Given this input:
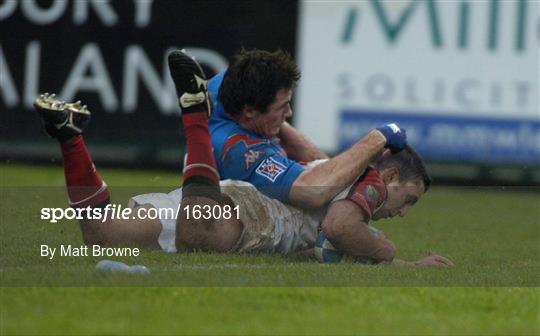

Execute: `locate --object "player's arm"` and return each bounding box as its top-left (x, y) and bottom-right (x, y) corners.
top-left (321, 199), bottom-right (396, 262)
top-left (278, 121), bottom-right (329, 161)
top-left (289, 128), bottom-right (389, 208)
top-left (321, 200), bottom-right (454, 266)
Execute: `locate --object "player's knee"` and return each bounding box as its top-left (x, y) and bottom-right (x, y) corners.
top-left (175, 214), bottom-right (214, 251)
top-left (177, 196), bottom-right (220, 228)
top-left (175, 196), bottom-right (240, 252)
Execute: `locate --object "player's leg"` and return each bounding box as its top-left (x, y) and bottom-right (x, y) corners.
top-left (95, 203), bottom-right (161, 249)
top-left (168, 50), bottom-right (242, 252)
top-left (35, 94), bottom-right (161, 249)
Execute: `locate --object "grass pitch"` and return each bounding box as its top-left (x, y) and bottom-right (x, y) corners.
top-left (1, 163), bottom-right (539, 335)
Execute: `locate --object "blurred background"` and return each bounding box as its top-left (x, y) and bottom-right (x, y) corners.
top-left (1, 0), bottom-right (539, 185)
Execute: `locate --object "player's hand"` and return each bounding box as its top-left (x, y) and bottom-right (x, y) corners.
top-left (414, 254), bottom-right (454, 267)
top-left (375, 123), bottom-right (407, 153)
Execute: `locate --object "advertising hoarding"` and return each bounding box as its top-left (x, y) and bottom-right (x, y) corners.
top-left (296, 0), bottom-right (539, 165)
top-left (1, 0), bottom-right (297, 165)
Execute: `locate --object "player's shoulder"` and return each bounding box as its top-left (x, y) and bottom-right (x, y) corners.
top-left (219, 132), bottom-right (273, 171)
top-left (208, 72), bottom-right (225, 92)
top-left (332, 165), bottom-right (387, 220)
top-left (209, 111), bottom-right (247, 150)
top-left (208, 71), bottom-right (230, 124)
top-left (208, 71), bottom-right (225, 102)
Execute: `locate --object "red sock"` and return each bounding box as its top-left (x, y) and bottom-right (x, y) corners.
top-left (60, 135), bottom-right (110, 208)
top-left (182, 113), bottom-right (219, 184)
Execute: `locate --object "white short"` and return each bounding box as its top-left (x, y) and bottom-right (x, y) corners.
top-left (128, 188), bottom-right (182, 253)
top-left (128, 180), bottom-right (323, 255)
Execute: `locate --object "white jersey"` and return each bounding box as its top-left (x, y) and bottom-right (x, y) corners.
top-left (128, 180), bottom-right (325, 255)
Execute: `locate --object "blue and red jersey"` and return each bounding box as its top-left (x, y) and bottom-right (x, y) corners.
top-left (208, 72), bottom-right (305, 202)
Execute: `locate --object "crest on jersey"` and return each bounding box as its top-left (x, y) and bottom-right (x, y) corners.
top-left (255, 157), bottom-right (286, 182)
top-left (244, 149), bottom-right (263, 170)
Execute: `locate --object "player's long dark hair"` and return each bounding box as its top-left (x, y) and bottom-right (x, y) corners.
top-left (218, 49), bottom-right (300, 116)
top-left (373, 145), bottom-right (432, 192)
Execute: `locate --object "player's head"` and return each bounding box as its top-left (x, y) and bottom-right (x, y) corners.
top-left (372, 145), bottom-right (431, 220)
top-left (218, 48), bottom-right (301, 137)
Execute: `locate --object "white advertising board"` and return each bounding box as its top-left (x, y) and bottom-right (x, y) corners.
top-left (296, 0), bottom-right (539, 164)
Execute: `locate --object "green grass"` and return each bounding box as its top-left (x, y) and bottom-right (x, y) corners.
top-left (1, 163), bottom-right (539, 335)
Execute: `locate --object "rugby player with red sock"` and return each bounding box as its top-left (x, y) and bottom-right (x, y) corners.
top-left (34, 50), bottom-right (243, 252)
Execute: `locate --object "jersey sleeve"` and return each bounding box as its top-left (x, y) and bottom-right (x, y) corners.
top-left (332, 166), bottom-right (387, 221)
top-left (219, 135), bottom-right (304, 202)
